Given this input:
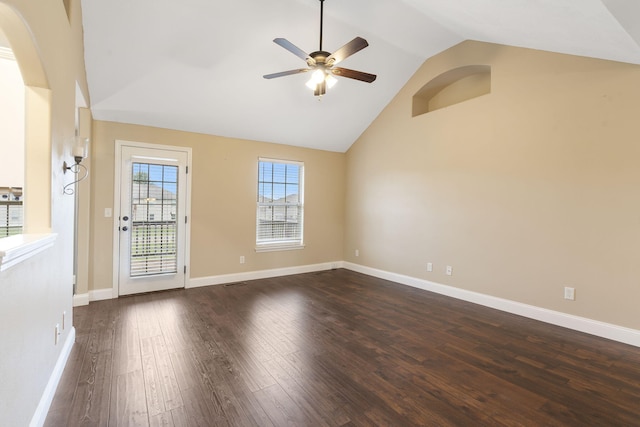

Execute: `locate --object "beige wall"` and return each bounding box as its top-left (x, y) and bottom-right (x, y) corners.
top-left (0, 0), bottom-right (89, 424)
top-left (89, 121), bottom-right (345, 291)
top-left (345, 41), bottom-right (640, 330)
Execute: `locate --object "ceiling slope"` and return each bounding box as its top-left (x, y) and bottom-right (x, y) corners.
top-left (81, 0), bottom-right (640, 152)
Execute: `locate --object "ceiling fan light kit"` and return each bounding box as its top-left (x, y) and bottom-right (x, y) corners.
top-left (264, 0), bottom-right (376, 98)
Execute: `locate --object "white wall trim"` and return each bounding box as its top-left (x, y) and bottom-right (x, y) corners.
top-left (0, 233), bottom-right (57, 272)
top-left (343, 262), bottom-right (640, 348)
top-left (72, 293), bottom-right (89, 307)
top-left (29, 327), bottom-right (75, 427)
top-left (189, 262), bottom-right (340, 288)
top-left (77, 263), bottom-right (342, 303)
top-left (90, 288), bottom-right (115, 302)
top-left (74, 288), bottom-right (118, 305)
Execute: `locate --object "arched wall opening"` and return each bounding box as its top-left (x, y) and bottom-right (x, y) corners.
top-left (0, 2), bottom-right (52, 235)
top-left (412, 65), bottom-right (491, 117)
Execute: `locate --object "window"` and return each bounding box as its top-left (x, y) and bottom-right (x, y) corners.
top-left (0, 188), bottom-right (23, 237)
top-left (256, 158), bottom-right (304, 251)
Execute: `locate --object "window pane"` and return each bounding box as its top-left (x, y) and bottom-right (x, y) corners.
top-left (163, 166), bottom-right (177, 183)
top-left (130, 162), bottom-right (179, 276)
top-left (256, 159), bottom-right (304, 247)
top-left (286, 184), bottom-right (299, 203)
top-left (273, 183), bottom-right (286, 201)
top-left (258, 162), bottom-right (272, 182)
top-left (260, 183), bottom-right (273, 201)
top-left (133, 163), bottom-right (149, 182)
top-left (286, 166), bottom-right (299, 184)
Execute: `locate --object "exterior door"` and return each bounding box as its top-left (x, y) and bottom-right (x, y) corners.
top-left (118, 145), bottom-right (189, 295)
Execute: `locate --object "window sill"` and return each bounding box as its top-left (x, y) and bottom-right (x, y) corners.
top-left (255, 243), bottom-right (305, 253)
top-left (0, 233), bottom-right (57, 272)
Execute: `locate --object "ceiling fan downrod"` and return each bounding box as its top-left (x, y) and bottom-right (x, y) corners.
top-left (319, 0), bottom-right (324, 52)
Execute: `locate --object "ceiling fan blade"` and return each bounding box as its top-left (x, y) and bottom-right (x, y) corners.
top-left (263, 69), bottom-right (309, 79)
top-left (331, 67), bottom-right (377, 83)
top-left (326, 37), bottom-right (369, 65)
top-left (273, 38), bottom-right (313, 63)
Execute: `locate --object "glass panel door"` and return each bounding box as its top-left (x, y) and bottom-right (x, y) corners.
top-left (118, 145), bottom-right (188, 296)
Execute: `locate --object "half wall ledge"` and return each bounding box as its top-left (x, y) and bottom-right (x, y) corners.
top-left (0, 233), bottom-right (57, 272)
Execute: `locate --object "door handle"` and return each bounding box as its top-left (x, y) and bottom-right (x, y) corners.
top-left (123, 216), bottom-right (129, 221)
top-left (122, 226), bottom-right (129, 231)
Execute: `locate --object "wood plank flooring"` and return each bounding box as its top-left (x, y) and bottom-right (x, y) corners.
top-left (45, 269), bottom-right (640, 426)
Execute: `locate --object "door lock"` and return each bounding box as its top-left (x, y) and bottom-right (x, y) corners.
top-left (122, 226), bottom-right (128, 231)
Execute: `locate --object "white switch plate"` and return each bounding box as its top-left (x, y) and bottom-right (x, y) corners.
top-left (564, 287), bottom-right (575, 300)
top-left (427, 262), bottom-right (433, 272)
top-left (355, 249), bottom-right (359, 257)
top-left (104, 208), bottom-right (112, 218)
top-left (240, 256), bottom-right (245, 264)
top-left (446, 265), bottom-right (453, 276)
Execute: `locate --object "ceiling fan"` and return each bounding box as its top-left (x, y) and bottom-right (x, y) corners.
top-left (263, 0), bottom-right (376, 97)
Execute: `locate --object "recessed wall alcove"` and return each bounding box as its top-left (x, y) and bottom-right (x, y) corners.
top-left (412, 65), bottom-right (491, 117)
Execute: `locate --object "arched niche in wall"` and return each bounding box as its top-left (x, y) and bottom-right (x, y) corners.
top-left (412, 65), bottom-right (491, 117)
top-left (0, 2), bottom-right (52, 234)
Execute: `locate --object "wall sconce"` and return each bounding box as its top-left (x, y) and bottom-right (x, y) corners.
top-left (63, 137), bottom-right (89, 195)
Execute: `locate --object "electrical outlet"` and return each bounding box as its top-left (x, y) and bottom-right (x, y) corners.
top-left (427, 262), bottom-right (433, 272)
top-left (446, 265), bottom-right (453, 276)
top-left (355, 249), bottom-right (359, 257)
top-left (240, 256), bottom-right (245, 264)
top-left (564, 287), bottom-right (575, 300)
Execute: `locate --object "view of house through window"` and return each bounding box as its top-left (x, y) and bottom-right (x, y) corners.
top-left (0, 187), bottom-right (23, 237)
top-left (257, 158), bottom-right (304, 249)
top-left (130, 162), bottom-right (178, 276)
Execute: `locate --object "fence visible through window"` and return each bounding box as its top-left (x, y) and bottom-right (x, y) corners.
top-left (130, 163), bottom-right (178, 276)
top-left (1, 187), bottom-right (23, 237)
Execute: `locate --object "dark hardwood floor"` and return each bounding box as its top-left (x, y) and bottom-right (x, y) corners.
top-left (45, 269), bottom-right (640, 426)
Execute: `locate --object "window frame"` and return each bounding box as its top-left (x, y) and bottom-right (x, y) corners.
top-left (255, 157), bottom-right (305, 252)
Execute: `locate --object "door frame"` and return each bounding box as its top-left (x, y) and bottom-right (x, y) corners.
top-left (112, 139), bottom-right (192, 297)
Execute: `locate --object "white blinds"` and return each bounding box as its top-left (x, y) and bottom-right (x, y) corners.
top-left (130, 163), bottom-right (179, 276)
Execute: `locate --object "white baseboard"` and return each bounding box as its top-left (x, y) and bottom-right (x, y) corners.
top-left (73, 288), bottom-right (117, 306)
top-left (29, 327), bottom-right (76, 427)
top-left (343, 262), bottom-right (640, 348)
top-left (188, 261), bottom-right (341, 289)
top-left (72, 293), bottom-right (89, 307)
top-left (72, 262), bottom-right (342, 303)
top-left (90, 288), bottom-right (115, 302)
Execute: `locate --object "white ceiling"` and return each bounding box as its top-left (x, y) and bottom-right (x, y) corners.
top-left (81, 0), bottom-right (640, 152)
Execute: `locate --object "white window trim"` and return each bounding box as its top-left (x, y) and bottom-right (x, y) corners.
top-left (255, 242), bottom-right (305, 253)
top-left (0, 233), bottom-right (57, 272)
top-left (256, 157), bottom-right (305, 252)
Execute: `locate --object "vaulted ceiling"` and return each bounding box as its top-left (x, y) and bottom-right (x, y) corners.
top-left (81, 0), bottom-right (640, 152)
